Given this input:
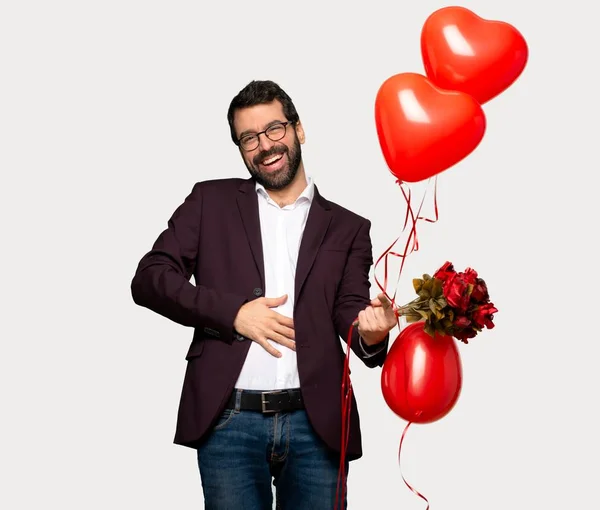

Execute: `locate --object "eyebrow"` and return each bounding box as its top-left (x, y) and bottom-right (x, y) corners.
top-left (238, 119), bottom-right (287, 138)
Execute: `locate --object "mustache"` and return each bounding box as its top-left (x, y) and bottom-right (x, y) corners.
top-left (253, 146), bottom-right (287, 166)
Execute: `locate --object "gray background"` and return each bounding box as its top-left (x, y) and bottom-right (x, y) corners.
top-left (2, 0), bottom-right (598, 508)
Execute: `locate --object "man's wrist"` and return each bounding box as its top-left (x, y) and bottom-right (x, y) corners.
top-left (360, 332), bottom-right (385, 348)
top-left (359, 334), bottom-right (386, 357)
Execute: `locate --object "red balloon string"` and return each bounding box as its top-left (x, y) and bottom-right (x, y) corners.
top-left (335, 177), bottom-right (440, 510)
top-left (399, 420), bottom-right (430, 510)
top-left (373, 177), bottom-right (439, 309)
top-left (335, 323), bottom-right (354, 510)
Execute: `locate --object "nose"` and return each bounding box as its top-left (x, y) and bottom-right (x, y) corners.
top-left (257, 132), bottom-right (276, 151)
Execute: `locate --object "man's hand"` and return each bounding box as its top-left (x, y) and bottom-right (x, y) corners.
top-left (357, 293), bottom-right (397, 346)
top-left (233, 294), bottom-right (295, 357)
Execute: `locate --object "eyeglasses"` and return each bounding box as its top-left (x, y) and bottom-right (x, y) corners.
top-left (237, 121), bottom-right (294, 151)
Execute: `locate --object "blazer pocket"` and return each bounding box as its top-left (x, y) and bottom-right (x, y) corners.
top-left (185, 340), bottom-right (205, 360)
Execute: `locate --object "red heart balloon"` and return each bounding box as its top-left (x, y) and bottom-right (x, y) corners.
top-left (381, 322), bottom-right (462, 424)
top-left (375, 72), bottom-right (486, 183)
top-left (421, 6), bottom-right (528, 104)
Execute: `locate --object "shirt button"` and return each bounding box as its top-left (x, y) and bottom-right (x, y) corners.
top-left (253, 287), bottom-right (263, 297)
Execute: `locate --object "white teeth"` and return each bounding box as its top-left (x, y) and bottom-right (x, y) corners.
top-left (263, 154), bottom-right (283, 165)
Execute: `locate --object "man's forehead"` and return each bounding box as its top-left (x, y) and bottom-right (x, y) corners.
top-left (234, 101), bottom-right (285, 131)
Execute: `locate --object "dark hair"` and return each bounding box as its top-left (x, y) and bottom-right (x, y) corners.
top-left (227, 80), bottom-right (300, 145)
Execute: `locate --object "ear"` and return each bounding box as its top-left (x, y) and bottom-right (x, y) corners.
top-left (294, 120), bottom-right (306, 144)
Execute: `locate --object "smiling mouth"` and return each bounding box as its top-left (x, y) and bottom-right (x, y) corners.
top-left (261, 153), bottom-right (284, 166)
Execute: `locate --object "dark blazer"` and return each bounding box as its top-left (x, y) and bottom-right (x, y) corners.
top-left (131, 177), bottom-right (388, 460)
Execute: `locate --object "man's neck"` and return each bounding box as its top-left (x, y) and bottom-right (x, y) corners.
top-left (265, 166), bottom-right (308, 207)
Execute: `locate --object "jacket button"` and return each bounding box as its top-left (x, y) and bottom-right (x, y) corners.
top-left (253, 287), bottom-right (263, 297)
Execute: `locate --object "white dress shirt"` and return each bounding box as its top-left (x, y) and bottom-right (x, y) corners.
top-left (234, 176), bottom-right (314, 390)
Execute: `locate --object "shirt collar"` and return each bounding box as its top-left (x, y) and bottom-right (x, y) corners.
top-left (255, 174), bottom-right (315, 206)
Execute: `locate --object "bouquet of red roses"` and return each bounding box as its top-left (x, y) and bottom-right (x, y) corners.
top-left (395, 261), bottom-right (498, 343)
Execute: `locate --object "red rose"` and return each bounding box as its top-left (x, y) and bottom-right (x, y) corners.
top-left (454, 326), bottom-right (477, 343)
top-left (453, 315), bottom-right (472, 329)
top-left (452, 315), bottom-right (477, 343)
top-left (443, 273), bottom-right (471, 312)
top-left (461, 267), bottom-right (478, 285)
top-left (472, 303), bottom-right (498, 329)
top-left (433, 261), bottom-right (455, 282)
top-left (470, 278), bottom-right (489, 303)
top-left (404, 262), bottom-right (497, 342)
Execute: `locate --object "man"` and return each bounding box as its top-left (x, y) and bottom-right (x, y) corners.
top-left (131, 80), bottom-right (396, 509)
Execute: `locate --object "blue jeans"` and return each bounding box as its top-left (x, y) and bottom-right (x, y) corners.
top-left (196, 390), bottom-right (348, 509)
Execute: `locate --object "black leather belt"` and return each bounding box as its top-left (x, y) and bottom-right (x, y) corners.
top-left (226, 389), bottom-right (304, 413)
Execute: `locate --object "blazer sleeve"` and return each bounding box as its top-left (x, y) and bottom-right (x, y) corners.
top-left (332, 218), bottom-right (389, 368)
top-left (130, 182), bottom-right (248, 344)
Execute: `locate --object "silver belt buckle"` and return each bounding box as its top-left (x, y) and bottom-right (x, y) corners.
top-left (261, 390), bottom-right (285, 413)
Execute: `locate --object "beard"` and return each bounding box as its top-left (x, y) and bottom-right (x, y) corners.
top-left (243, 134), bottom-right (302, 191)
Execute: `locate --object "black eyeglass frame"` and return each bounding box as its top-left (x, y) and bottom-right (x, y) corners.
top-left (236, 121), bottom-right (295, 151)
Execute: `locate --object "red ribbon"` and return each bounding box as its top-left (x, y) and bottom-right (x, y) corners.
top-left (335, 177), bottom-right (439, 510)
top-left (374, 177), bottom-right (439, 309)
top-left (399, 421), bottom-right (430, 509)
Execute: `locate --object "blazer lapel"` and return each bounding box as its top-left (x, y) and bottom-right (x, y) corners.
top-left (295, 186), bottom-right (332, 303)
top-left (236, 179), bottom-right (265, 286)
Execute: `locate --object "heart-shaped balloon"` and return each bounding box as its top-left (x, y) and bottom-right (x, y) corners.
top-left (375, 72), bottom-right (486, 183)
top-left (421, 6), bottom-right (528, 104)
top-left (381, 321), bottom-right (463, 424)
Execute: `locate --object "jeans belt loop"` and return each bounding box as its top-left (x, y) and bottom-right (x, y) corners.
top-left (234, 388), bottom-right (243, 413)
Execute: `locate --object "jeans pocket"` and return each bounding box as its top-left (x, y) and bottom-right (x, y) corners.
top-left (213, 408), bottom-right (236, 431)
